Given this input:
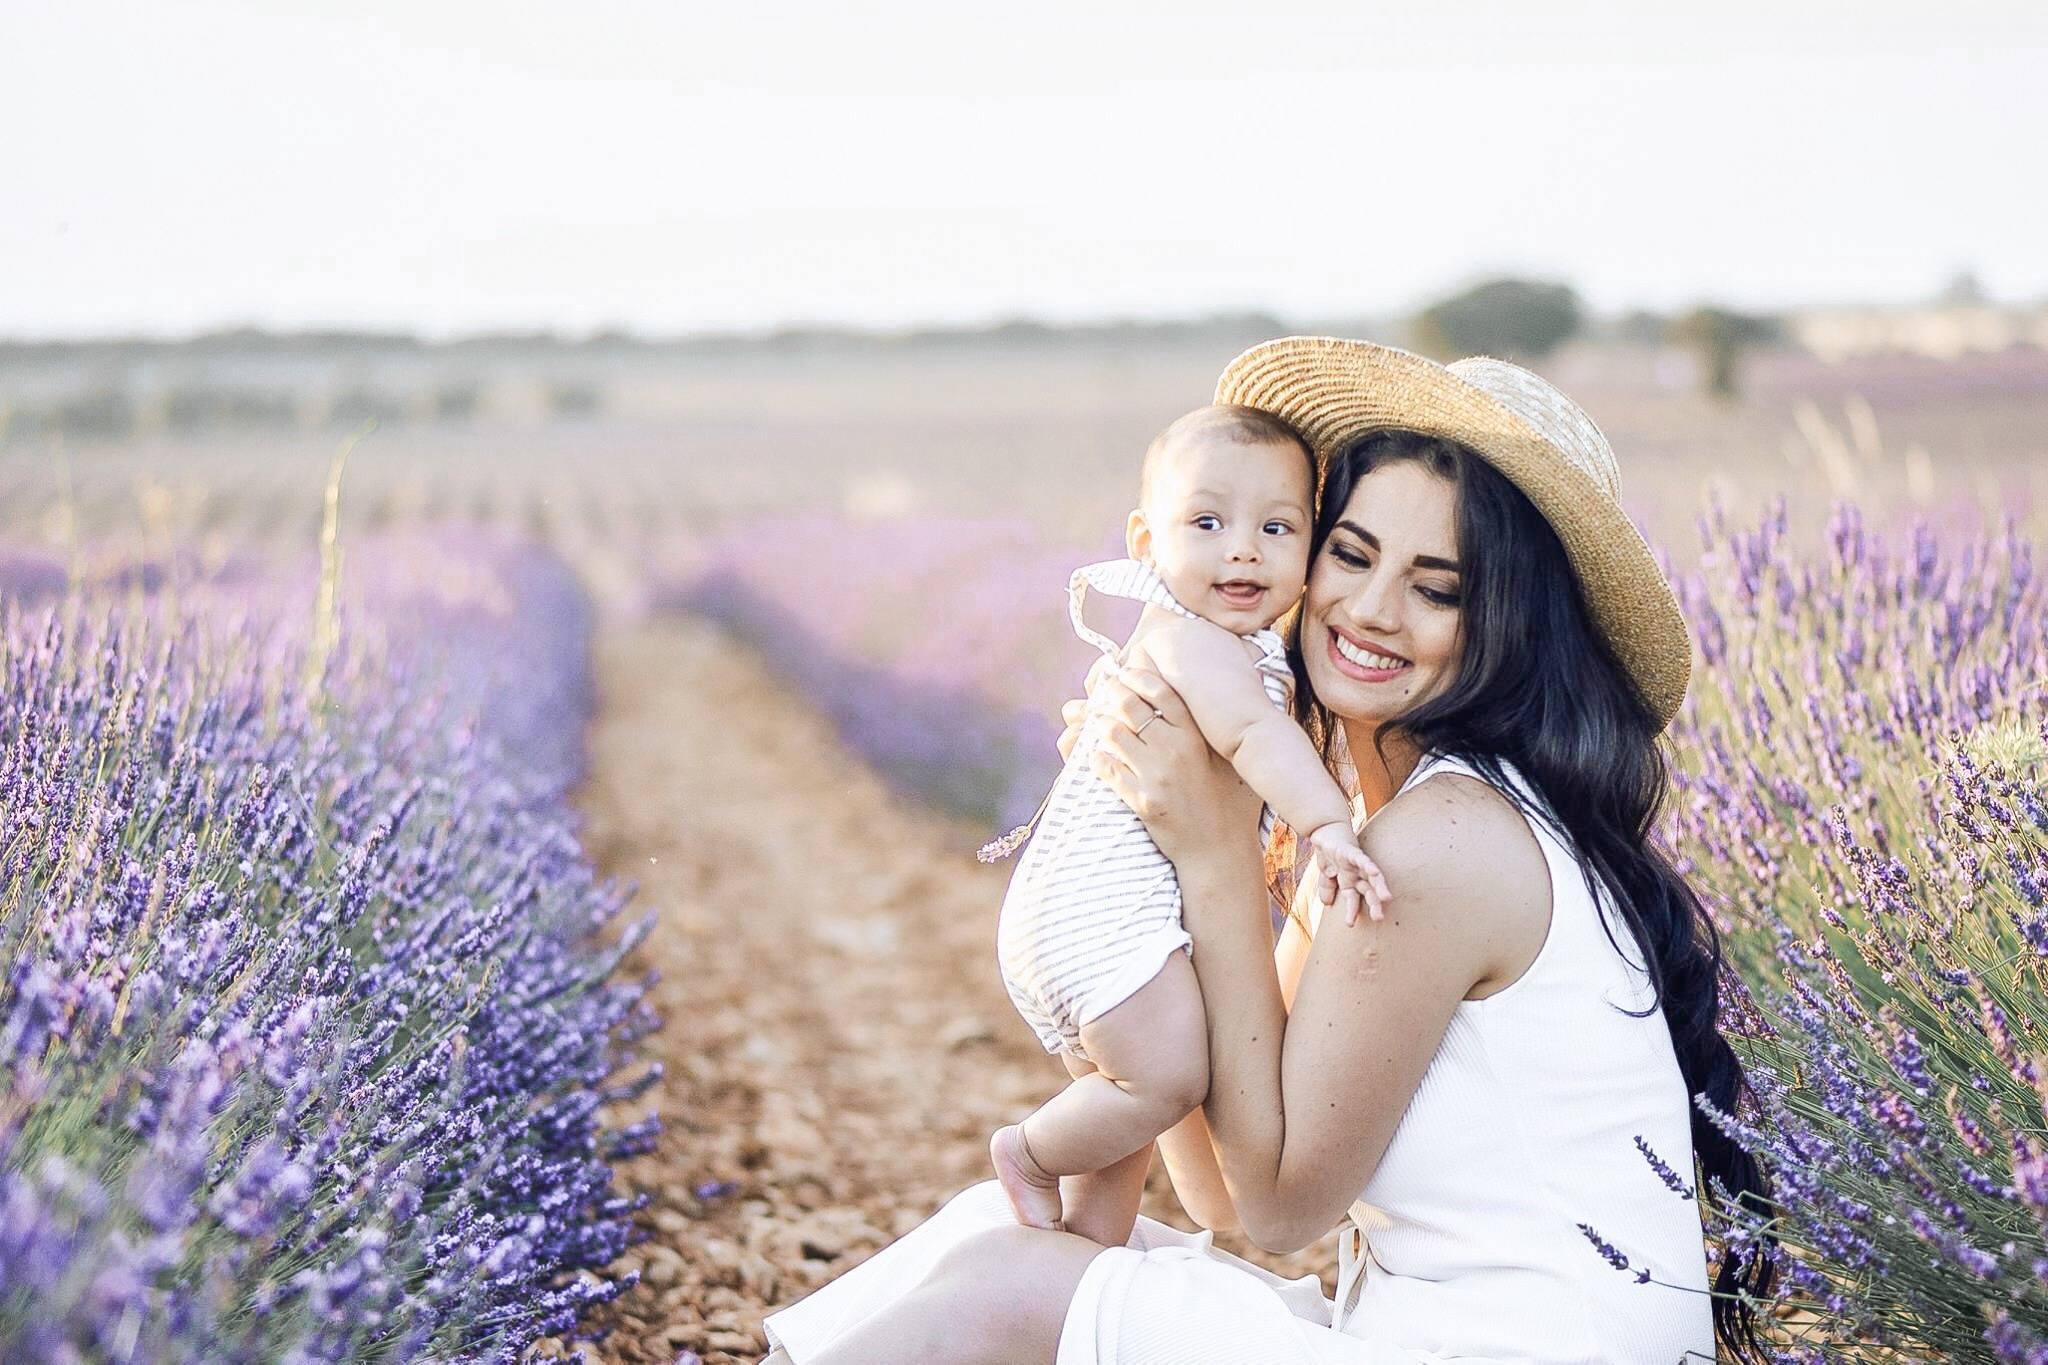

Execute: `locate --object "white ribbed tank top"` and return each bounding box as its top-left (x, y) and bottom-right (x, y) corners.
top-left (1328, 753), bottom-right (1715, 1364)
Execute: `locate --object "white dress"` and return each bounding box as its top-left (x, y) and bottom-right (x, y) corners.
top-left (994, 558), bottom-right (1294, 1059)
top-left (765, 753), bottom-right (1716, 1365)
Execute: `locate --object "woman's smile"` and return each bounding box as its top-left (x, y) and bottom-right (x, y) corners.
top-left (1326, 624), bottom-right (1412, 681)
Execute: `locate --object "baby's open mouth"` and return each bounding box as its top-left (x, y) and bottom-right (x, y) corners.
top-left (1215, 580), bottom-right (1266, 606)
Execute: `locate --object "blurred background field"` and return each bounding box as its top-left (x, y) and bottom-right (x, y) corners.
top-left (7, 311), bottom-right (2048, 830)
top-left (10, 318), bottom-right (2048, 553)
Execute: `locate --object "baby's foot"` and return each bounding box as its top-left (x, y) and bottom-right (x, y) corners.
top-left (990, 1124), bottom-right (1063, 1231)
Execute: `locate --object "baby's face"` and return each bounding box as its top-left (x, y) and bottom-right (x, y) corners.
top-left (1130, 434), bottom-right (1314, 634)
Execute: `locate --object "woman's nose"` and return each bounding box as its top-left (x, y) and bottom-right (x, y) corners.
top-left (1343, 571), bottom-right (1401, 631)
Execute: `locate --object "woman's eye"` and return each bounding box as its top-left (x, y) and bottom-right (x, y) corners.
top-left (1329, 546), bottom-right (1368, 569)
top-left (1418, 585), bottom-right (1462, 607)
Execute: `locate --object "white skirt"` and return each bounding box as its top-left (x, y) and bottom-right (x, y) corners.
top-left (763, 1181), bottom-right (1453, 1365)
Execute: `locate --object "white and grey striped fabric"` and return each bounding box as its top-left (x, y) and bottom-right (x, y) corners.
top-left (997, 558), bottom-right (1294, 1058)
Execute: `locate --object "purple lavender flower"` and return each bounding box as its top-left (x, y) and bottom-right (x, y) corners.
top-left (0, 542), bottom-right (653, 1361)
top-left (1655, 505), bottom-right (2048, 1356)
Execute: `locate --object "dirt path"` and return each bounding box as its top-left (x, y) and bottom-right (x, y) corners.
top-left (572, 618), bottom-right (1333, 1364)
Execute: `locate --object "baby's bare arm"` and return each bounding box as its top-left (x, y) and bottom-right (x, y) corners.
top-left (1229, 712), bottom-right (1355, 838)
top-left (1140, 619), bottom-right (1353, 838)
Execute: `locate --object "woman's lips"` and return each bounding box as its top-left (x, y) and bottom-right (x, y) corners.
top-left (1326, 626), bottom-right (1412, 682)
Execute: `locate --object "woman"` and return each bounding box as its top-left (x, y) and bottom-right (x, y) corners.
top-left (762, 338), bottom-right (1775, 1364)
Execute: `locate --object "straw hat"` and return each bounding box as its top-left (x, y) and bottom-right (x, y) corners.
top-left (1214, 336), bottom-right (1690, 730)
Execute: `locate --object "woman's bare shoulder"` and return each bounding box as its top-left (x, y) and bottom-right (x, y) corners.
top-left (1365, 769), bottom-right (1535, 863)
top-left (1356, 771), bottom-right (1549, 988)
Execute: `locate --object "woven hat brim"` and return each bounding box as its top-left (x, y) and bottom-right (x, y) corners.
top-left (1215, 337), bottom-right (1691, 730)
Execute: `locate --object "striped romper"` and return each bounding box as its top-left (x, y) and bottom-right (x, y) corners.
top-left (996, 558), bottom-right (1294, 1059)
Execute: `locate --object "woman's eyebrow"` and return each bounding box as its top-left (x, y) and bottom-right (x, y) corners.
top-left (1334, 520), bottom-right (1461, 573)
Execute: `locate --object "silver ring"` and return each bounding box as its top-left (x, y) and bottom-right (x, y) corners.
top-left (1133, 707), bottom-right (1166, 737)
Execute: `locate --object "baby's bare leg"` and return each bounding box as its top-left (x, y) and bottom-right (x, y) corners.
top-left (992, 953), bottom-right (1207, 1232)
top-left (1024, 952), bottom-right (1207, 1152)
top-left (991, 1053), bottom-right (1155, 1242)
top-left (1051, 950), bottom-right (1208, 1167)
top-left (1053, 1051), bottom-right (1155, 1248)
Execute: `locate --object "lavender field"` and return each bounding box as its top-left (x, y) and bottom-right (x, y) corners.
top-left (2, 335), bottom-right (2048, 1360)
top-left (0, 536), bottom-right (654, 1361)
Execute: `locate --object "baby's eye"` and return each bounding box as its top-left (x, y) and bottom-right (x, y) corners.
top-left (1263, 520), bottom-right (1294, 536)
top-left (1191, 514), bottom-right (1222, 531)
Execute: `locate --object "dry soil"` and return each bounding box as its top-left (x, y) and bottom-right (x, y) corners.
top-left (569, 617), bottom-right (1337, 1364)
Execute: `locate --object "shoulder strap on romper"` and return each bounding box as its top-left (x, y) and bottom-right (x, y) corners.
top-left (977, 559), bottom-right (1200, 864)
top-left (1066, 557), bottom-right (1201, 656)
top-left (1244, 625), bottom-right (1294, 704)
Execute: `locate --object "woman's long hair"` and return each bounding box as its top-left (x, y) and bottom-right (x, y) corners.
top-left (1287, 429), bottom-right (1777, 1361)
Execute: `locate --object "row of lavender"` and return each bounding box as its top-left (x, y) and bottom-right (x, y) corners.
top-left (661, 501), bottom-right (2048, 1358)
top-left (661, 511), bottom-right (1119, 831)
top-left (0, 531), bottom-right (653, 1362)
top-left (1651, 502), bottom-right (2048, 1360)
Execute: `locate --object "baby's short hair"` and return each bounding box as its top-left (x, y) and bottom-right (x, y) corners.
top-left (1140, 404), bottom-right (1316, 503)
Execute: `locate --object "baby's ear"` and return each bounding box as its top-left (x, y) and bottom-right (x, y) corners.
top-left (1124, 508), bottom-right (1151, 563)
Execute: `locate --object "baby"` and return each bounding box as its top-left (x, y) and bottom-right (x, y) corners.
top-left (981, 403), bottom-right (1389, 1246)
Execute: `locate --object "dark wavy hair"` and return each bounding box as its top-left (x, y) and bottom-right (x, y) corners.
top-left (1286, 429), bottom-right (1778, 1360)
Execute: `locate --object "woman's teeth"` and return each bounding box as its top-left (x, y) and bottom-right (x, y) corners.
top-left (1333, 634), bottom-right (1409, 671)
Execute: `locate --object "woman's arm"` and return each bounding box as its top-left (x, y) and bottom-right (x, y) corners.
top-left (1091, 665), bottom-right (1535, 1254)
top-left (1155, 907), bottom-right (1317, 1234)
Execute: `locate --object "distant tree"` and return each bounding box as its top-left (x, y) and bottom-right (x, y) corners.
top-left (55, 388), bottom-right (136, 440)
top-left (1613, 310), bottom-right (1670, 348)
top-left (1937, 269), bottom-right (1988, 307)
top-left (1668, 307), bottom-right (1780, 400)
top-left (327, 386), bottom-right (408, 429)
top-left (162, 385), bottom-right (221, 434)
top-left (225, 390), bottom-right (298, 429)
top-left (431, 381), bottom-right (482, 422)
top-left (164, 385), bottom-right (299, 433)
top-left (547, 381), bottom-right (603, 419)
top-left (1411, 278), bottom-right (1583, 360)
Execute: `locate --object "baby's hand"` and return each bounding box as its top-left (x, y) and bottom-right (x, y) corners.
top-left (1305, 822), bottom-right (1391, 926)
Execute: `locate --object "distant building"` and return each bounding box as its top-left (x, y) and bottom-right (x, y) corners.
top-left (1788, 304), bottom-right (2048, 361)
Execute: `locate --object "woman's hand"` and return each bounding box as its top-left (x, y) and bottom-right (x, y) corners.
top-left (1089, 661), bottom-right (1261, 867)
top-left (1054, 653), bottom-right (1120, 762)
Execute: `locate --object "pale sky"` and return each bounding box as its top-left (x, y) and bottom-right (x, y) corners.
top-left (6, 0), bottom-right (2046, 337)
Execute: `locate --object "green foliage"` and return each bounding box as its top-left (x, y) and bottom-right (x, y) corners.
top-left (1669, 306), bottom-right (1780, 399)
top-left (1410, 278), bottom-right (1583, 360)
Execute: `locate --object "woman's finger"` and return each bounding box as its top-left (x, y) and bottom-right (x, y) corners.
top-left (1113, 663), bottom-right (1195, 728)
top-left (1105, 690), bottom-right (1163, 740)
top-left (1056, 701), bottom-right (1086, 762)
top-left (1085, 656), bottom-right (1132, 708)
top-left (1086, 671), bottom-right (1135, 721)
top-left (1089, 744), bottom-right (1142, 815)
top-left (1083, 652), bottom-right (1118, 694)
